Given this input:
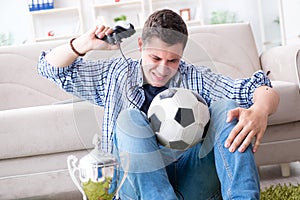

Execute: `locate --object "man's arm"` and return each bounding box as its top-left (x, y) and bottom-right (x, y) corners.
top-left (45, 25), bottom-right (116, 68)
top-left (225, 85), bottom-right (280, 153)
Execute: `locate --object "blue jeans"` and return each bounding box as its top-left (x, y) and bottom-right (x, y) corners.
top-left (113, 100), bottom-right (260, 200)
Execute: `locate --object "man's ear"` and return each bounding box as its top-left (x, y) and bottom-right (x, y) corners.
top-left (138, 37), bottom-right (143, 52)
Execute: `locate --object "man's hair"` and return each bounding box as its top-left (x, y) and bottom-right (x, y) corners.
top-left (142, 9), bottom-right (188, 49)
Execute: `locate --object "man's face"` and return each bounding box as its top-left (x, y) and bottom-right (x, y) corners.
top-left (139, 37), bottom-right (184, 87)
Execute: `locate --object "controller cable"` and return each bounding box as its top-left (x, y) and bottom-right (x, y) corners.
top-left (114, 34), bottom-right (149, 121)
top-left (114, 36), bottom-right (185, 200)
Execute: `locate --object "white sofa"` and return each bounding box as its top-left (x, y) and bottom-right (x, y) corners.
top-left (0, 40), bottom-right (102, 199)
top-left (0, 23), bottom-right (299, 199)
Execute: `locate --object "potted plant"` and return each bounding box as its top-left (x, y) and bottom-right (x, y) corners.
top-left (114, 15), bottom-right (127, 26)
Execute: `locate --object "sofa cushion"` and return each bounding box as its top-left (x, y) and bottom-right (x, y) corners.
top-left (0, 101), bottom-right (103, 159)
top-left (0, 41), bottom-right (72, 111)
top-left (184, 23), bottom-right (261, 79)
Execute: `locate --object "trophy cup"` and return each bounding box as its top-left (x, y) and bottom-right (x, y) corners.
top-left (67, 135), bottom-right (127, 200)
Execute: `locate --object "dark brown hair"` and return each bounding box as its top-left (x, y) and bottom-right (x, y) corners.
top-left (142, 9), bottom-right (188, 49)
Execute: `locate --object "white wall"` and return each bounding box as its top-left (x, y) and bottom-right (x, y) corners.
top-left (0, 0), bottom-right (284, 52)
top-left (0, 0), bottom-right (32, 45)
top-left (258, 0), bottom-right (281, 51)
top-left (280, 0), bottom-right (300, 45)
top-left (202, 0), bottom-right (262, 52)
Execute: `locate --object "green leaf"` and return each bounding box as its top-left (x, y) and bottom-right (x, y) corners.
top-left (260, 183), bottom-right (300, 200)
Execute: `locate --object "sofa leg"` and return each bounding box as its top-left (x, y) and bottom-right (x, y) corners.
top-left (280, 163), bottom-right (291, 177)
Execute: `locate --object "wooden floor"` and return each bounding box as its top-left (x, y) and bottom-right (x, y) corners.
top-left (259, 161), bottom-right (300, 190)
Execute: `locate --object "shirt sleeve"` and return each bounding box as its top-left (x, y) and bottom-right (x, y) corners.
top-left (188, 65), bottom-right (272, 108)
top-left (37, 51), bottom-right (113, 106)
top-left (229, 70), bottom-right (272, 108)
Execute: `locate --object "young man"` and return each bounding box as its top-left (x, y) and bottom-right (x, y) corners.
top-left (38, 9), bottom-right (279, 200)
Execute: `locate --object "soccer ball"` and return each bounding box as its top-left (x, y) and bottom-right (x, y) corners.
top-left (147, 88), bottom-right (210, 150)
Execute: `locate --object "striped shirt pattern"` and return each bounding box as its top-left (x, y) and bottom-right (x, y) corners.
top-left (38, 51), bottom-right (271, 152)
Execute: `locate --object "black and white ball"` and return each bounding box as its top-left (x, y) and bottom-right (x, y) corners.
top-left (148, 88), bottom-right (210, 150)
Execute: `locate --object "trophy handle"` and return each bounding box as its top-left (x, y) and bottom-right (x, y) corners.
top-left (67, 155), bottom-right (87, 200)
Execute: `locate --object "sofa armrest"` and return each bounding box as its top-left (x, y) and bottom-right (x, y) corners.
top-left (267, 81), bottom-right (300, 125)
top-left (260, 45), bottom-right (300, 88)
top-left (0, 101), bottom-right (103, 159)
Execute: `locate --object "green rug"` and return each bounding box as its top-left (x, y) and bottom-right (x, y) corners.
top-left (260, 183), bottom-right (300, 200)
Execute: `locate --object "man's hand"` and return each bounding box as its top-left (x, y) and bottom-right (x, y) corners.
top-left (76, 25), bottom-right (119, 52)
top-left (45, 25), bottom-right (118, 68)
top-left (225, 106), bottom-right (268, 153)
top-left (224, 85), bottom-right (279, 153)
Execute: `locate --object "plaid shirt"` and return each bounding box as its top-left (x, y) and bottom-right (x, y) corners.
top-left (38, 51), bottom-right (271, 152)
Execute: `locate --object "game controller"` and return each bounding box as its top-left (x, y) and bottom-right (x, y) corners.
top-left (97, 23), bottom-right (136, 45)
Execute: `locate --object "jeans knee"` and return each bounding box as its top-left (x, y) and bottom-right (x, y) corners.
top-left (212, 99), bottom-right (238, 110)
top-left (116, 109), bottom-right (154, 139)
top-left (209, 99), bottom-right (238, 120)
top-left (115, 109), bottom-right (164, 173)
